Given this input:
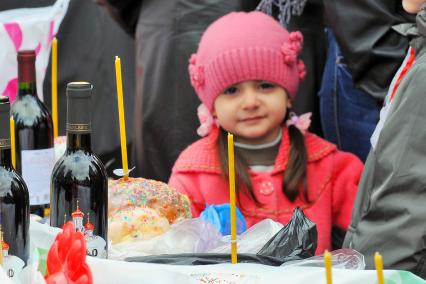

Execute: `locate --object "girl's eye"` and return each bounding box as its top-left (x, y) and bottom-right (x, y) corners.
top-left (223, 86), bottom-right (238, 95)
top-left (259, 82), bottom-right (275, 89)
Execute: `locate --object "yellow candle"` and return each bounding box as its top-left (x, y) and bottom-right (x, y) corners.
top-left (115, 56), bottom-right (129, 180)
top-left (227, 132), bottom-right (237, 264)
top-left (52, 37), bottom-right (58, 139)
top-left (375, 252), bottom-right (385, 284)
top-left (10, 116), bottom-right (16, 169)
top-left (324, 250), bottom-right (332, 284)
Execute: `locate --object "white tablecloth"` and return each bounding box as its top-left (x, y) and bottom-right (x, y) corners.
top-left (1, 220), bottom-right (425, 284)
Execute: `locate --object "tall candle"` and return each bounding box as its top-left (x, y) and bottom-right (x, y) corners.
top-left (324, 250), bottom-right (332, 284)
top-left (375, 252), bottom-right (385, 284)
top-left (52, 37), bottom-right (58, 139)
top-left (114, 56), bottom-right (129, 180)
top-left (227, 132), bottom-right (237, 264)
top-left (10, 116), bottom-right (16, 169)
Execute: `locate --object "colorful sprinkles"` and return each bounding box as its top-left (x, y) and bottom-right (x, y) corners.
top-left (108, 177), bottom-right (192, 223)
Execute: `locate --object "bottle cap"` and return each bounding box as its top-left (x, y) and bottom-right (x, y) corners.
top-left (0, 96), bottom-right (11, 147)
top-left (66, 82), bottom-right (92, 134)
top-left (17, 50), bottom-right (36, 61)
top-left (17, 50), bottom-right (36, 83)
top-left (67, 82), bottom-right (93, 97)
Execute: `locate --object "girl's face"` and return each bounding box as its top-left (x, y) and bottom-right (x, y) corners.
top-left (214, 80), bottom-right (290, 145)
top-left (402, 0), bottom-right (426, 13)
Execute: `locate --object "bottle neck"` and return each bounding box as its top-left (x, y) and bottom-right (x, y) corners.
top-left (18, 81), bottom-right (37, 98)
top-left (66, 133), bottom-right (92, 152)
top-left (18, 53), bottom-right (37, 98)
top-left (0, 148), bottom-right (12, 168)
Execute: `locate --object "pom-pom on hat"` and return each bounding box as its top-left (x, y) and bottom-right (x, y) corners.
top-left (188, 11), bottom-right (306, 112)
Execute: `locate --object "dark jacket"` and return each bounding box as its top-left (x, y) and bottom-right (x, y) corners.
top-left (323, 0), bottom-right (415, 100)
top-left (98, 0), bottom-right (260, 181)
top-left (343, 7), bottom-right (426, 278)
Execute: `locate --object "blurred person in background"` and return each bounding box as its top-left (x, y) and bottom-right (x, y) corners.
top-left (320, 0), bottom-right (414, 162)
top-left (97, 0), bottom-right (261, 182)
top-left (345, 0), bottom-right (426, 276)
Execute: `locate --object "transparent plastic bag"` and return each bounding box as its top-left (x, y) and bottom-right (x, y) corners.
top-left (109, 218), bottom-right (284, 260)
top-left (209, 219), bottom-right (283, 254)
top-left (109, 218), bottom-right (223, 260)
top-left (281, 248), bottom-right (365, 270)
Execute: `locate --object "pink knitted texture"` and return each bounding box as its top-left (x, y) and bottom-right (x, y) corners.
top-left (189, 11), bottom-right (305, 111)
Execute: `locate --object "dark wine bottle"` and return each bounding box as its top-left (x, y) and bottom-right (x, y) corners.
top-left (0, 96), bottom-right (30, 279)
top-left (11, 50), bottom-right (54, 214)
top-left (50, 82), bottom-right (108, 258)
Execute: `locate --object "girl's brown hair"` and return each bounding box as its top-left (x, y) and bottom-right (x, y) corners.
top-left (218, 113), bottom-right (309, 205)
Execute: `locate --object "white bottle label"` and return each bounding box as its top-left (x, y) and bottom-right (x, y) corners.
top-left (2, 254), bottom-right (25, 282)
top-left (86, 235), bottom-right (107, 258)
top-left (70, 207), bottom-right (107, 258)
top-left (21, 148), bottom-right (55, 205)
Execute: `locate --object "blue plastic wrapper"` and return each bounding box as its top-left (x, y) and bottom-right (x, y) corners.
top-left (199, 204), bottom-right (247, 235)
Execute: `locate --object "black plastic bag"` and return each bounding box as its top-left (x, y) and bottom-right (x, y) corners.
top-left (125, 207), bottom-right (317, 266)
top-left (127, 253), bottom-right (284, 266)
top-left (257, 207), bottom-right (317, 262)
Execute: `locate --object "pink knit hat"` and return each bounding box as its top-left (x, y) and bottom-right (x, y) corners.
top-left (188, 11), bottom-right (306, 112)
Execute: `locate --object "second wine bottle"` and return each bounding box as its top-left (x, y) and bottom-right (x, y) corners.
top-left (11, 50), bottom-right (54, 214)
top-left (0, 96), bottom-right (30, 280)
top-left (50, 82), bottom-right (108, 258)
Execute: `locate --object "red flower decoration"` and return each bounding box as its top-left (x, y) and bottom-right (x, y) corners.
top-left (45, 222), bottom-right (93, 284)
top-left (289, 31), bottom-right (303, 53)
top-left (188, 53), bottom-right (205, 90)
top-left (281, 43), bottom-right (297, 65)
top-left (281, 31), bottom-right (304, 67)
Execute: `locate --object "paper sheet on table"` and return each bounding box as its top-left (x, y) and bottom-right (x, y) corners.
top-left (87, 258), bottom-right (426, 284)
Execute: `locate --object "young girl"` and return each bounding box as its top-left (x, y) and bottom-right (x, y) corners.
top-left (169, 11), bottom-right (363, 254)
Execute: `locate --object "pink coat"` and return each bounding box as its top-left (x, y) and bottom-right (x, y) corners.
top-left (169, 126), bottom-right (363, 254)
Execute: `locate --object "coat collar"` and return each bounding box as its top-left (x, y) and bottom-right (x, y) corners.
top-left (172, 126), bottom-right (337, 174)
top-left (393, 5), bottom-right (426, 59)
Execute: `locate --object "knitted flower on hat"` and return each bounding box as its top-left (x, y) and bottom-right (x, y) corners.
top-left (188, 11), bottom-right (305, 113)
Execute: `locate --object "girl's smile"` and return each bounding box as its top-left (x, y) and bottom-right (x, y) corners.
top-left (239, 115), bottom-right (266, 124)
